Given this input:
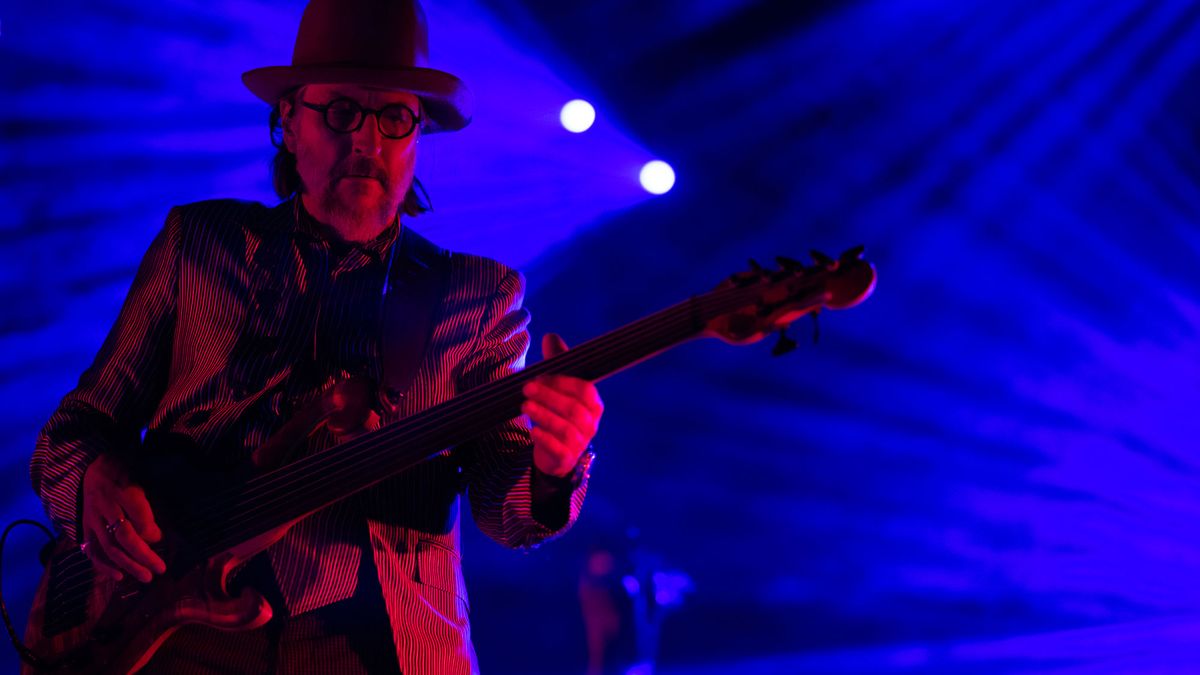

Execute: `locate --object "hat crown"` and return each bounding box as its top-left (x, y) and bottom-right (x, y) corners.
top-left (241, 0), bottom-right (471, 132)
top-left (292, 0), bottom-right (430, 70)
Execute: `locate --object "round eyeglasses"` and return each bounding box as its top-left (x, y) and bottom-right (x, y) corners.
top-left (300, 98), bottom-right (422, 140)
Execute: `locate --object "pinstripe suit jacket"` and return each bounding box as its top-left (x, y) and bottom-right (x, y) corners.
top-left (31, 198), bottom-right (589, 673)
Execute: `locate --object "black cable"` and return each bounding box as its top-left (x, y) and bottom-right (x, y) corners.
top-left (1, 519), bottom-right (55, 671)
top-left (412, 175), bottom-right (434, 212)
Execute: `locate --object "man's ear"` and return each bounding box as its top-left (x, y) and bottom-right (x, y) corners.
top-left (279, 98), bottom-right (296, 152)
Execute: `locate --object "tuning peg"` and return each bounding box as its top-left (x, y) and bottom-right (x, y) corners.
top-left (841, 245), bottom-right (865, 260)
top-left (810, 249), bottom-right (835, 267)
top-left (775, 255), bottom-right (805, 271)
top-left (771, 329), bottom-right (797, 356)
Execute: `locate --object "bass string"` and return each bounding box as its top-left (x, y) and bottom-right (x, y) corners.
top-left (57, 277), bottom-right (780, 587)
top-left (56, 273), bottom-right (791, 592)
top-left (188, 282), bottom-right (772, 552)
top-left (182, 282), bottom-right (740, 526)
top-left (187, 296), bottom-right (707, 549)
top-left (61, 263), bottom-right (839, 603)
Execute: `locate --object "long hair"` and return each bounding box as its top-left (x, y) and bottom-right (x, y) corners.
top-left (268, 89), bottom-right (432, 217)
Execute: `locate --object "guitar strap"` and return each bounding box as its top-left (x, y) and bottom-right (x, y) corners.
top-left (379, 225), bottom-right (452, 411)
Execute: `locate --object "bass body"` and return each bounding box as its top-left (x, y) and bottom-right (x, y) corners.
top-left (22, 404), bottom-right (333, 675)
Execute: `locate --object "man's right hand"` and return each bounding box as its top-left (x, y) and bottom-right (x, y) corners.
top-left (81, 454), bottom-right (167, 583)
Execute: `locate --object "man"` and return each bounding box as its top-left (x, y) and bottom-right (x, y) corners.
top-left (29, 0), bottom-right (601, 672)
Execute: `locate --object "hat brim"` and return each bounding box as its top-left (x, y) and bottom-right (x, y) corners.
top-left (242, 65), bottom-right (472, 133)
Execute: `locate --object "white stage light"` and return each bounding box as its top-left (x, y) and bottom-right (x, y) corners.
top-left (560, 99), bottom-right (596, 133)
top-left (639, 160), bottom-right (675, 195)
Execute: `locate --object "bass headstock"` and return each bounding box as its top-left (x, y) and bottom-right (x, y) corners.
top-left (703, 246), bottom-right (876, 352)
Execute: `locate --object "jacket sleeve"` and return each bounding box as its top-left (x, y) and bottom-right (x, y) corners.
top-left (456, 268), bottom-right (589, 550)
top-left (30, 208), bottom-right (181, 543)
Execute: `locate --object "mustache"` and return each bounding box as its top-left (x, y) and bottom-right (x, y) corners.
top-left (337, 159), bottom-right (388, 183)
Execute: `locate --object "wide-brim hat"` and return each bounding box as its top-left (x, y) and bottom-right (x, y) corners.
top-left (243, 0), bottom-right (472, 133)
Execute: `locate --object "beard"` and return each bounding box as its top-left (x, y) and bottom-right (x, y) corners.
top-left (312, 157), bottom-right (405, 235)
top-left (318, 178), bottom-right (396, 225)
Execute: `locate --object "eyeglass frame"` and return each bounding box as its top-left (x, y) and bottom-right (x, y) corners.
top-left (299, 97), bottom-right (423, 140)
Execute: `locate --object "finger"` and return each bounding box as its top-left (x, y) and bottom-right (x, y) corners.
top-left (525, 379), bottom-right (600, 429)
top-left (111, 519), bottom-right (166, 576)
top-left (84, 498), bottom-right (128, 564)
top-left (535, 375), bottom-right (602, 405)
top-left (524, 377), bottom-right (604, 419)
top-left (119, 485), bottom-right (162, 544)
top-left (525, 384), bottom-right (599, 438)
top-left (530, 427), bottom-right (578, 476)
top-left (522, 400), bottom-right (587, 450)
top-left (100, 530), bottom-right (153, 583)
top-left (87, 493), bottom-right (126, 534)
top-left (542, 333), bottom-right (569, 360)
top-left (82, 538), bottom-right (125, 581)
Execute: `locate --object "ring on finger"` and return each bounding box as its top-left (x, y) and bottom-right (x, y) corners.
top-left (105, 517), bottom-right (128, 535)
top-left (80, 540), bottom-right (91, 555)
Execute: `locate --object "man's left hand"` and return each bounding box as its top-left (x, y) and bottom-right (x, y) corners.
top-left (521, 333), bottom-right (603, 477)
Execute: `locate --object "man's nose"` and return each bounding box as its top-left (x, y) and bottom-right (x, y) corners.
top-left (351, 113), bottom-right (383, 156)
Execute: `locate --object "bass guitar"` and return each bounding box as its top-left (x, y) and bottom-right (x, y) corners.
top-left (17, 247), bottom-right (876, 674)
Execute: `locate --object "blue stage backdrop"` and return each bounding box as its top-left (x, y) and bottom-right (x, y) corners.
top-left (3, 1), bottom-right (1200, 673)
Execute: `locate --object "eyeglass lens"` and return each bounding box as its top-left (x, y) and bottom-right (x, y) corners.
top-left (325, 99), bottom-right (417, 138)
